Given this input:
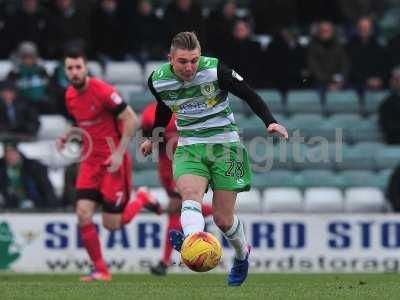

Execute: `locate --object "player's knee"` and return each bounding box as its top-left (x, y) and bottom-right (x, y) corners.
top-left (179, 186), bottom-right (202, 201)
top-left (76, 207), bottom-right (93, 225)
top-left (103, 222), bottom-right (121, 231)
top-left (213, 214), bottom-right (232, 232)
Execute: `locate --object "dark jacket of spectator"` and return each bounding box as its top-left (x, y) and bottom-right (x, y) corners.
top-left (265, 29), bottom-right (308, 92)
top-left (347, 17), bottom-right (387, 90)
top-left (11, 0), bottom-right (49, 57)
top-left (205, 1), bottom-right (238, 56)
top-left (164, 0), bottom-right (204, 44)
top-left (91, 0), bottom-right (125, 60)
top-left (307, 22), bottom-right (349, 89)
top-left (129, 0), bottom-right (166, 61)
top-left (45, 0), bottom-right (91, 59)
top-left (347, 36), bottom-right (387, 89)
top-left (0, 3), bottom-right (17, 58)
top-left (379, 94), bottom-right (400, 144)
top-left (378, 68), bottom-right (400, 144)
top-left (0, 81), bottom-right (40, 137)
top-left (221, 20), bottom-right (262, 87)
top-left (47, 63), bottom-right (69, 117)
top-left (387, 164), bottom-right (400, 212)
top-left (0, 142), bottom-right (57, 209)
top-left (387, 34), bottom-right (400, 71)
top-left (250, 0), bottom-right (297, 34)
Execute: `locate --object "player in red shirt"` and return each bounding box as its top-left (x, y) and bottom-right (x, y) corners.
top-left (56, 48), bottom-right (161, 282)
top-left (141, 102), bottom-right (212, 276)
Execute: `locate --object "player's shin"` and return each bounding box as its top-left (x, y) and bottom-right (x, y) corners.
top-left (221, 215), bottom-right (249, 260)
top-left (80, 223), bottom-right (109, 273)
top-left (180, 200), bottom-right (205, 236)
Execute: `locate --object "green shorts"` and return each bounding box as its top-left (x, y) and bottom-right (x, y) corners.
top-left (173, 142), bottom-right (252, 192)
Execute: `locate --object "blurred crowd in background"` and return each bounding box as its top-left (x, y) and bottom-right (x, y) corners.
top-left (1, 0), bottom-right (400, 91)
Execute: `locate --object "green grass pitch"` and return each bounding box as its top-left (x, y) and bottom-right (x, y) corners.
top-left (1, 273), bottom-right (400, 300)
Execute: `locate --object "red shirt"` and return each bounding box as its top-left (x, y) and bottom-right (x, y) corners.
top-left (141, 102), bottom-right (177, 152)
top-left (65, 77), bottom-right (125, 159)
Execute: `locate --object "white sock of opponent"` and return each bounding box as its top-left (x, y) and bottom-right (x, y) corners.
top-left (221, 215), bottom-right (249, 260)
top-left (180, 200), bottom-right (205, 236)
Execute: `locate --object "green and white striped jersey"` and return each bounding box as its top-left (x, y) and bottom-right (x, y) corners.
top-left (149, 56), bottom-right (240, 146)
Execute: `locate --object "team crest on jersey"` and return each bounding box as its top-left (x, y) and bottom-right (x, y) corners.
top-left (200, 82), bottom-right (215, 96)
top-left (111, 92), bottom-right (122, 104)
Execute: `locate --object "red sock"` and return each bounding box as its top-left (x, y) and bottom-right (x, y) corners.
top-left (121, 193), bottom-right (148, 225)
top-left (80, 223), bottom-right (108, 273)
top-left (201, 204), bottom-right (213, 217)
top-left (162, 213), bottom-right (181, 265)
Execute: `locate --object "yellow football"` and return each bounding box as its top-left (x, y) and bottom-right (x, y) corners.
top-left (180, 232), bottom-right (222, 272)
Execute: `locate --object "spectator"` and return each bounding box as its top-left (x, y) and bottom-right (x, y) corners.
top-left (378, 67), bottom-right (400, 144)
top-left (0, 2), bottom-right (16, 58)
top-left (205, 0), bottom-right (238, 56)
top-left (265, 28), bottom-right (308, 92)
top-left (91, 0), bottom-right (125, 61)
top-left (128, 0), bottom-right (166, 63)
top-left (47, 61), bottom-right (69, 117)
top-left (307, 21), bottom-right (350, 91)
top-left (0, 80), bottom-right (40, 139)
top-left (11, 0), bottom-right (49, 57)
top-left (220, 19), bottom-right (262, 87)
top-left (7, 42), bottom-right (54, 114)
top-left (45, 0), bottom-right (92, 59)
top-left (164, 0), bottom-right (204, 44)
top-left (0, 140), bottom-right (57, 209)
top-left (347, 17), bottom-right (387, 91)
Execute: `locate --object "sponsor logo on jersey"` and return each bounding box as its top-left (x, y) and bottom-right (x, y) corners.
top-left (179, 101), bottom-right (207, 114)
top-left (206, 98), bottom-right (218, 108)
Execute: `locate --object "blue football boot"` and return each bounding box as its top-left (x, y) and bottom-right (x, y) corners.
top-left (227, 245), bottom-right (251, 287)
top-left (169, 229), bottom-right (185, 252)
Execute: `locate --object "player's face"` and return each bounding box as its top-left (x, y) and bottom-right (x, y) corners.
top-left (169, 48), bottom-right (200, 82)
top-left (65, 57), bottom-right (88, 89)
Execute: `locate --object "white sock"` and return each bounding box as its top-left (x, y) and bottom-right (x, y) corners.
top-left (222, 215), bottom-right (248, 260)
top-left (181, 200), bottom-right (205, 236)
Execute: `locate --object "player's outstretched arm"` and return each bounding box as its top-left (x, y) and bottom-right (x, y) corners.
top-left (217, 63), bottom-right (288, 139)
top-left (104, 106), bottom-right (138, 171)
